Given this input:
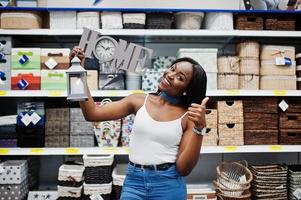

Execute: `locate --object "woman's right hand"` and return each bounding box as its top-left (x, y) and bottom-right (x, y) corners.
top-left (70, 46), bottom-right (85, 65)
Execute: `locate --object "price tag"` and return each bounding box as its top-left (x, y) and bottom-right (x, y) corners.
top-left (0, 148), bottom-right (9, 155)
top-left (192, 195), bottom-right (207, 200)
top-left (131, 90), bottom-right (144, 94)
top-left (30, 148), bottom-right (45, 154)
top-left (0, 91), bottom-right (7, 96)
top-left (123, 147), bottom-right (129, 154)
top-left (48, 91), bottom-right (62, 97)
top-left (66, 148), bottom-right (79, 154)
top-left (224, 146), bottom-right (237, 152)
top-left (273, 90), bottom-right (287, 96)
top-left (225, 90), bottom-right (240, 96)
top-left (103, 147), bottom-right (118, 154)
top-left (268, 145), bottom-right (283, 151)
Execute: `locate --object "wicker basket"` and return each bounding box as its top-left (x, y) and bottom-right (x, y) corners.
top-left (218, 123), bottom-right (244, 146)
top-left (174, 12), bottom-right (204, 29)
top-left (260, 60), bottom-right (296, 76)
top-left (205, 109), bottom-right (217, 129)
top-left (261, 45), bottom-right (295, 60)
top-left (239, 58), bottom-right (259, 75)
top-left (244, 113), bottom-right (278, 130)
top-left (236, 41), bottom-right (260, 58)
top-left (204, 12), bottom-right (233, 30)
top-left (83, 154), bottom-right (114, 167)
top-left (244, 130), bottom-right (278, 145)
top-left (101, 12), bottom-right (123, 29)
top-left (57, 186), bottom-right (82, 198)
top-left (122, 13), bottom-right (146, 29)
top-left (260, 75), bottom-right (297, 90)
top-left (216, 191), bottom-right (251, 200)
top-left (146, 12), bottom-right (173, 29)
top-left (218, 100), bottom-right (243, 124)
top-left (218, 73), bottom-right (239, 90)
top-left (58, 165), bottom-right (85, 183)
top-left (235, 14), bottom-right (263, 30)
top-left (218, 56), bottom-right (240, 73)
top-left (265, 14), bottom-right (295, 31)
top-left (239, 74), bottom-right (259, 90)
top-left (214, 181), bottom-right (250, 197)
top-left (279, 129), bottom-right (301, 145)
top-left (202, 128), bottom-right (218, 146)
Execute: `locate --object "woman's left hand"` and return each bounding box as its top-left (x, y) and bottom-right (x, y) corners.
top-left (187, 97), bottom-right (209, 129)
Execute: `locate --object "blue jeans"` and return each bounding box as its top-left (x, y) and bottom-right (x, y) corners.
top-left (120, 163), bottom-right (187, 200)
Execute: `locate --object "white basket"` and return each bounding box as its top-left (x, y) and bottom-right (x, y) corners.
top-left (122, 13), bottom-right (146, 24)
top-left (101, 12), bottom-right (123, 29)
top-left (204, 12), bottom-right (233, 30)
top-left (174, 12), bottom-right (204, 29)
top-left (57, 185), bottom-right (82, 198)
top-left (112, 164), bottom-right (127, 186)
top-left (84, 182), bottom-right (112, 195)
top-left (58, 164), bottom-right (85, 182)
top-left (77, 11), bottom-right (100, 29)
top-left (83, 154), bottom-right (114, 167)
top-left (49, 11), bottom-right (76, 29)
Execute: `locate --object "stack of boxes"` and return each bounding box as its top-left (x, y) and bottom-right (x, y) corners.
top-left (202, 109), bottom-right (218, 146)
top-left (260, 45), bottom-right (296, 90)
top-left (236, 41), bottom-right (260, 89)
top-left (45, 108), bottom-right (70, 147)
top-left (0, 160), bottom-right (29, 200)
top-left (40, 48), bottom-right (70, 90)
top-left (16, 102), bottom-right (45, 147)
top-left (142, 56), bottom-right (175, 91)
top-left (177, 48), bottom-right (218, 90)
top-left (279, 99), bottom-right (301, 144)
top-left (243, 98), bottom-right (278, 145)
top-left (297, 53), bottom-right (301, 90)
top-left (218, 100), bottom-right (244, 146)
top-left (0, 115), bottom-right (17, 147)
top-left (11, 48), bottom-right (41, 90)
top-left (70, 108), bottom-right (94, 147)
top-left (217, 56), bottom-right (239, 89)
top-left (0, 37), bottom-right (12, 90)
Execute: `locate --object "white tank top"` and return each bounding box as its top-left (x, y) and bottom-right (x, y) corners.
top-left (129, 94), bottom-right (186, 165)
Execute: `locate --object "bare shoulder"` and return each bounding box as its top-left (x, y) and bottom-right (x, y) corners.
top-left (126, 93), bottom-right (147, 113)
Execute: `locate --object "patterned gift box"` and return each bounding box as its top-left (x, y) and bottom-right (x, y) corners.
top-left (41, 70), bottom-right (67, 90)
top-left (0, 36), bottom-right (12, 55)
top-left (0, 160), bottom-right (28, 184)
top-left (121, 114), bottom-right (135, 147)
top-left (142, 69), bottom-right (164, 91)
top-left (41, 48), bottom-right (70, 70)
top-left (0, 179), bottom-right (28, 200)
top-left (152, 56), bottom-right (176, 71)
top-left (0, 55), bottom-right (11, 90)
top-left (70, 135), bottom-right (94, 147)
top-left (17, 102), bottom-right (45, 127)
top-left (27, 191), bottom-right (58, 200)
top-left (12, 48), bottom-right (40, 70)
top-left (11, 70), bottom-right (41, 90)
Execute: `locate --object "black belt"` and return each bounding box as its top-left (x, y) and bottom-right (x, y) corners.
top-left (129, 161), bottom-right (175, 171)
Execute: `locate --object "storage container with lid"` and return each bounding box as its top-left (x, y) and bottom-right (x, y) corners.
top-left (174, 12), bottom-right (204, 29)
top-left (204, 12), bottom-right (233, 30)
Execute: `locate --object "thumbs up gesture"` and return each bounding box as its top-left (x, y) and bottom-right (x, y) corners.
top-left (187, 97), bottom-right (209, 130)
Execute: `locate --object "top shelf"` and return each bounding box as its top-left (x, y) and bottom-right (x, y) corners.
top-left (1, 29), bottom-right (301, 37)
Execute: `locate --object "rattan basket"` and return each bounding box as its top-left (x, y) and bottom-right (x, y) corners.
top-left (239, 58), bottom-right (260, 75)
top-left (218, 56), bottom-right (240, 73)
top-left (146, 12), bottom-right (173, 29)
top-left (214, 180), bottom-right (250, 197)
top-left (265, 14), bottom-right (295, 31)
top-left (235, 14), bottom-right (263, 30)
top-left (236, 41), bottom-right (260, 58)
top-left (239, 74), bottom-right (259, 90)
top-left (216, 190), bottom-right (251, 200)
top-left (218, 73), bottom-right (239, 90)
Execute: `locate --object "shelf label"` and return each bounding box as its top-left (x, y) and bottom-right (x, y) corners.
top-left (224, 146), bottom-right (237, 152)
top-left (30, 148), bottom-right (45, 154)
top-left (225, 90), bottom-right (240, 96)
top-left (273, 90), bottom-right (287, 96)
top-left (131, 90), bottom-right (145, 94)
top-left (0, 91), bottom-right (7, 96)
top-left (123, 147), bottom-right (129, 154)
top-left (66, 148), bottom-right (79, 154)
top-left (48, 91), bottom-right (62, 97)
top-left (103, 147), bottom-right (118, 154)
top-left (268, 145), bottom-right (283, 151)
top-left (0, 148), bottom-right (9, 155)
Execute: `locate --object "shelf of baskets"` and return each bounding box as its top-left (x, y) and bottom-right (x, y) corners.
top-left (0, 29), bottom-right (301, 38)
top-left (1, 145), bottom-right (300, 155)
top-left (0, 90), bottom-right (300, 97)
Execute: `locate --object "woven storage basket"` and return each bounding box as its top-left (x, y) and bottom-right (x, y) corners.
top-left (260, 60), bottom-right (296, 76)
top-left (204, 12), bottom-right (233, 30)
top-left (239, 74), bottom-right (259, 90)
top-left (239, 58), bottom-right (259, 75)
top-left (265, 14), bottom-right (295, 31)
top-left (235, 14), bottom-right (263, 30)
top-left (244, 113), bottom-right (278, 130)
top-left (218, 56), bottom-right (240, 73)
top-left (214, 181), bottom-right (250, 197)
top-left (218, 123), bottom-right (244, 146)
top-left (1, 11), bottom-right (42, 29)
top-left (279, 129), bottom-right (301, 144)
top-left (236, 41), bottom-right (260, 58)
top-left (122, 13), bottom-right (146, 29)
top-left (57, 185), bottom-right (82, 198)
top-left (174, 12), bottom-right (204, 29)
top-left (83, 182), bottom-right (112, 200)
top-left (58, 164), bottom-right (85, 183)
top-left (205, 109), bottom-right (217, 128)
top-left (261, 45), bottom-right (295, 60)
top-left (202, 128), bottom-right (218, 146)
top-left (146, 12), bottom-right (173, 29)
top-left (216, 191), bottom-right (251, 200)
top-left (244, 130), bottom-right (278, 145)
top-left (77, 11), bottom-right (100, 30)
top-left (218, 100), bottom-right (243, 124)
top-left (279, 113), bottom-right (301, 129)
top-left (101, 12), bottom-right (123, 29)
top-left (278, 98), bottom-right (301, 113)
top-left (218, 73), bottom-right (239, 90)
top-left (260, 75), bottom-right (297, 90)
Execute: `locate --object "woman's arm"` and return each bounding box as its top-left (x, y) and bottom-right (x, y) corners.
top-left (176, 97), bottom-right (209, 176)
